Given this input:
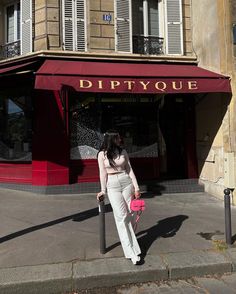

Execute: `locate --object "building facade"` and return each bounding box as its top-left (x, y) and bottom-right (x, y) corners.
top-left (0, 0), bottom-right (233, 196)
top-left (191, 0), bottom-right (236, 202)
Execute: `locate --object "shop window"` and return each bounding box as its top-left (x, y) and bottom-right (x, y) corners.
top-left (0, 93), bottom-right (32, 161)
top-left (70, 94), bottom-right (102, 159)
top-left (69, 93), bottom-right (159, 160)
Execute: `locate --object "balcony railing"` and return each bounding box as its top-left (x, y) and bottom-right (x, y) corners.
top-left (0, 40), bottom-right (21, 59)
top-left (133, 35), bottom-right (164, 55)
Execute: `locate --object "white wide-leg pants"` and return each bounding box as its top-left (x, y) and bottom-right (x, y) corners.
top-left (107, 172), bottom-right (141, 259)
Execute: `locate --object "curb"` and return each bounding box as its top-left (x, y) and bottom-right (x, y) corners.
top-left (0, 250), bottom-right (234, 294)
top-left (161, 250), bottom-right (232, 280)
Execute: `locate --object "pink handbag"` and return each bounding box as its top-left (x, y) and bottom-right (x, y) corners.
top-left (130, 199), bottom-right (146, 211)
top-left (130, 199), bottom-right (146, 232)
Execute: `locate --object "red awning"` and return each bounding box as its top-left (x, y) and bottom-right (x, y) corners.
top-left (0, 61), bottom-right (37, 75)
top-left (35, 60), bottom-right (231, 94)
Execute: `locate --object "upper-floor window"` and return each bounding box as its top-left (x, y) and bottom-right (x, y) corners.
top-left (115, 0), bottom-right (183, 55)
top-left (61, 0), bottom-right (182, 55)
top-left (132, 0), bottom-right (160, 38)
top-left (1, 0), bottom-right (32, 59)
top-left (132, 0), bottom-right (163, 55)
top-left (62, 0), bottom-right (87, 52)
top-left (6, 1), bottom-right (20, 43)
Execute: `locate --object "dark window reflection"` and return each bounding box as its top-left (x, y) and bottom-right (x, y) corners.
top-left (0, 94), bottom-right (32, 161)
top-left (69, 93), bottom-right (159, 159)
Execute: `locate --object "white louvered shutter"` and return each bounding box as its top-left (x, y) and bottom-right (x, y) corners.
top-left (63, 0), bottom-right (74, 50)
top-left (20, 0), bottom-right (32, 55)
top-left (165, 0), bottom-right (183, 55)
top-left (75, 0), bottom-right (86, 51)
top-left (115, 0), bottom-right (132, 53)
top-left (63, 0), bottom-right (86, 51)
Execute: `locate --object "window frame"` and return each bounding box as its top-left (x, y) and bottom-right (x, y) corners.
top-left (4, 0), bottom-right (20, 44)
top-left (141, 0), bottom-right (164, 38)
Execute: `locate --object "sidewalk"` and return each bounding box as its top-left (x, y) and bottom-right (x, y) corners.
top-left (0, 188), bottom-right (235, 293)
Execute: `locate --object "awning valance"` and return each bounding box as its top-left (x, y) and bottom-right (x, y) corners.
top-left (0, 61), bottom-right (38, 75)
top-left (35, 60), bottom-right (231, 94)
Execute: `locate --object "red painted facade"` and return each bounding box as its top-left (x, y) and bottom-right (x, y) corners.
top-left (0, 162), bottom-right (32, 184)
top-left (32, 90), bottom-right (70, 185)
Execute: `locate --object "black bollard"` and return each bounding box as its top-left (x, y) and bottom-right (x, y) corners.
top-left (224, 188), bottom-right (232, 246)
top-left (98, 198), bottom-right (106, 254)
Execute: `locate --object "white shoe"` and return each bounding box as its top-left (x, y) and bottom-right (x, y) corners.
top-left (131, 255), bottom-right (141, 265)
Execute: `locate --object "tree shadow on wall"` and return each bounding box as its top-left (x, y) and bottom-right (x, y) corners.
top-left (195, 93), bottom-right (231, 176)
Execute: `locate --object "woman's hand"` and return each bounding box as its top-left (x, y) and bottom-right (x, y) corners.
top-left (97, 191), bottom-right (105, 201)
top-left (134, 190), bottom-right (141, 199)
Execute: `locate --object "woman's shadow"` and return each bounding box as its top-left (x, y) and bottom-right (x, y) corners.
top-left (137, 215), bottom-right (189, 258)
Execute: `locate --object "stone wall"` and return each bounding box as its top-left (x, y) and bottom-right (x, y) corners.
top-left (34, 0), bottom-right (61, 51)
top-left (183, 0), bottom-right (193, 56)
top-left (196, 93), bottom-right (229, 200)
top-left (232, 0), bottom-right (236, 65)
top-left (89, 0), bottom-right (114, 52)
top-left (192, 0), bottom-right (235, 203)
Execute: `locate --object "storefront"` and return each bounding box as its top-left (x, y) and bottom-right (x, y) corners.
top-left (0, 57), bottom-right (231, 191)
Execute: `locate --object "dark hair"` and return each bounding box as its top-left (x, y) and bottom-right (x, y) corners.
top-left (98, 129), bottom-right (122, 169)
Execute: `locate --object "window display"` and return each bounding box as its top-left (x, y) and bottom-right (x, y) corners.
top-left (69, 93), bottom-right (159, 159)
top-left (0, 91), bottom-right (32, 161)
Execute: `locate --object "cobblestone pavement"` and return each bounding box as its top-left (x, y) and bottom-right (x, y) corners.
top-left (73, 272), bottom-right (236, 294)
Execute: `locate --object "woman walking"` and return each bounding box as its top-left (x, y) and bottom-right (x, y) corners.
top-left (97, 130), bottom-right (142, 265)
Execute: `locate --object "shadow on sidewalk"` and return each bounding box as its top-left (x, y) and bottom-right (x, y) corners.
top-left (0, 204), bottom-right (112, 244)
top-left (232, 234), bottom-right (236, 244)
top-left (105, 214), bottom-right (189, 255)
top-left (137, 215), bottom-right (189, 258)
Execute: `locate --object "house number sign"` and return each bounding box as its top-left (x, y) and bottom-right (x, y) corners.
top-left (103, 14), bottom-right (112, 21)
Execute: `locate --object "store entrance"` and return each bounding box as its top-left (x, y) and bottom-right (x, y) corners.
top-left (69, 92), bottom-right (197, 183)
top-left (101, 100), bottom-right (158, 154)
top-left (158, 94), bottom-right (197, 179)
top-left (97, 96), bottom-right (160, 181)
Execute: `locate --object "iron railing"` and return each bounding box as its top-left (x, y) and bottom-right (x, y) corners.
top-left (133, 35), bottom-right (164, 55)
top-left (0, 40), bottom-right (21, 59)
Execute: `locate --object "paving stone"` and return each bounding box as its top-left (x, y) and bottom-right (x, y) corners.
top-left (169, 280), bottom-right (206, 293)
top-left (196, 277), bottom-right (236, 294)
top-left (221, 272), bottom-right (236, 291)
top-left (117, 283), bottom-right (160, 294)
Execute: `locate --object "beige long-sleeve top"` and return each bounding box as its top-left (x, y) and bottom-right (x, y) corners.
top-left (97, 149), bottom-right (139, 193)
